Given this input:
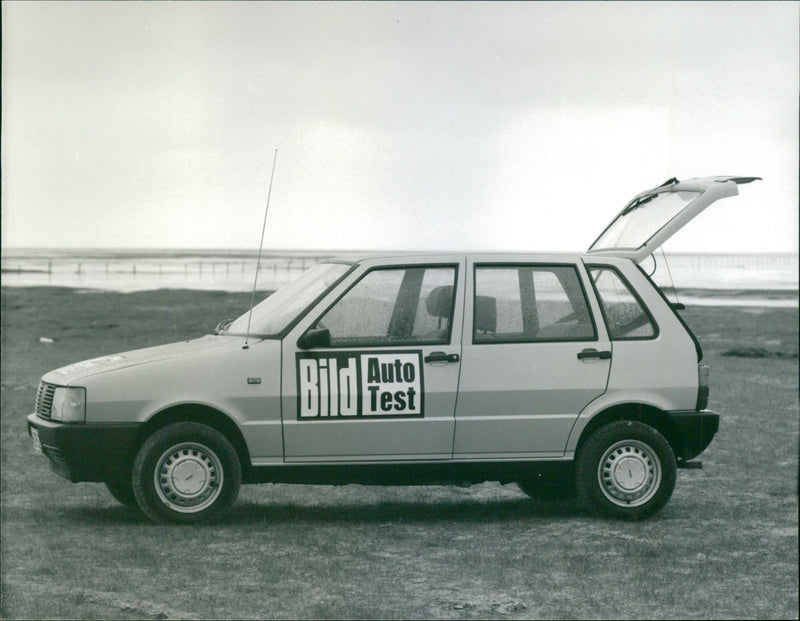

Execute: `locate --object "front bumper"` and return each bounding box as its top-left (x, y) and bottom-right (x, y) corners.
top-left (665, 409), bottom-right (720, 461)
top-left (27, 413), bottom-right (141, 482)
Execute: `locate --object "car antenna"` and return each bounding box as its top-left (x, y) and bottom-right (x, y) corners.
top-left (243, 149), bottom-right (278, 350)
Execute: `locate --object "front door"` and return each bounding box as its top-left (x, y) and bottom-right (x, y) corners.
top-left (281, 260), bottom-right (465, 461)
top-left (454, 258), bottom-right (611, 458)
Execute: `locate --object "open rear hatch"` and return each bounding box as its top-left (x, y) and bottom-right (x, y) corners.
top-left (587, 176), bottom-right (761, 263)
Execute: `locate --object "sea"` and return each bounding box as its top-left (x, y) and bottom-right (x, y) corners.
top-left (1, 248), bottom-right (797, 307)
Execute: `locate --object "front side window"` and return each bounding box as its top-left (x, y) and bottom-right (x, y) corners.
top-left (473, 265), bottom-right (595, 343)
top-left (315, 266), bottom-right (457, 347)
top-left (589, 267), bottom-right (656, 339)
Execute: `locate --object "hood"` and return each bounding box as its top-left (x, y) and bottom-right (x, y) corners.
top-left (587, 175), bottom-right (761, 263)
top-left (43, 335), bottom-right (247, 385)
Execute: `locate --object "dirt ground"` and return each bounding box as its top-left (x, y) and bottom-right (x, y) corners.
top-left (1, 287), bottom-right (797, 619)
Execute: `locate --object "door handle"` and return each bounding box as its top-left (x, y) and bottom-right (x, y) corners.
top-left (577, 348), bottom-right (612, 360)
top-left (424, 352), bottom-right (460, 363)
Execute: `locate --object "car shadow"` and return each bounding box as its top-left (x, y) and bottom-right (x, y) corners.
top-left (226, 496), bottom-right (588, 525)
top-left (55, 496), bottom-right (588, 526)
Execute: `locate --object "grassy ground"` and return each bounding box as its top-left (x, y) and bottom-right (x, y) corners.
top-left (1, 287), bottom-right (798, 619)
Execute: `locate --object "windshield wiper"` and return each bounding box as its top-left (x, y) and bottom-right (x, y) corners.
top-left (213, 318), bottom-right (234, 335)
top-left (622, 193), bottom-right (658, 214)
top-left (622, 178), bottom-right (680, 214)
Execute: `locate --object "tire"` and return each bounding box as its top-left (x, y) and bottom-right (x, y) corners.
top-left (105, 479), bottom-right (139, 509)
top-left (132, 422), bottom-right (241, 524)
top-left (575, 420), bottom-right (676, 519)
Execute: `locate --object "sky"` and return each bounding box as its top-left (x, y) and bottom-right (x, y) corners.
top-left (2, 1), bottom-right (798, 254)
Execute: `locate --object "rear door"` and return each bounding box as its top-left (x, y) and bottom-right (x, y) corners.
top-left (587, 176), bottom-right (760, 263)
top-left (453, 256), bottom-right (611, 458)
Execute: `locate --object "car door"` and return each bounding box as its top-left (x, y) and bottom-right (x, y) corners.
top-left (281, 257), bottom-right (465, 462)
top-left (453, 256), bottom-right (611, 458)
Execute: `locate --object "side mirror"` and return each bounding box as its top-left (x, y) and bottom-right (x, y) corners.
top-left (297, 328), bottom-right (331, 350)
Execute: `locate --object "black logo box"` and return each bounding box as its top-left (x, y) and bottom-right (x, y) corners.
top-left (295, 350), bottom-right (425, 420)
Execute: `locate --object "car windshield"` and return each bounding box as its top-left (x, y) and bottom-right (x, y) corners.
top-left (591, 190), bottom-right (700, 251)
top-left (226, 262), bottom-right (352, 337)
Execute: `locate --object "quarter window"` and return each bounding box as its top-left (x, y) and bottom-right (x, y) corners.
top-left (589, 267), bottom-right (656, 339)
top-left (316, 266), bottom-right (457, 347)
top-left (473, 265), bottom-right (595, 343)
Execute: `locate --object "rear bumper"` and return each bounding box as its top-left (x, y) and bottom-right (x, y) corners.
top-left (27, 413), bottom-right (141, 482)
top-left (665, 409), bottom-right (720, 461)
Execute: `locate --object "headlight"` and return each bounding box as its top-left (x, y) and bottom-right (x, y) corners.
top-left (51, 387), bottom-right (86, 423)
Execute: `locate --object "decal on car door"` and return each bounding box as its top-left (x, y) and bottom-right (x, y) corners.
top-left (296, 351), bottom-right (424, 420)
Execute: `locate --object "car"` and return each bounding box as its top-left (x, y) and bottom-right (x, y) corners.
top-left (27, 175), bottom-right (760, 523)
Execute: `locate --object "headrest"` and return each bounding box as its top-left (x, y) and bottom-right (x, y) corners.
top-left (426, 286), bottom-right (454, 319)
top-left (475, 296), bottom-right (497, 332)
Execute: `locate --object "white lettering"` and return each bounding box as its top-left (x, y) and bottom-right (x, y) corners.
top-left (328, 358), bottom-right (339, 417)
top-left (299, 359), bottom-right (318, 417)
top-left (319, 358), bottom-right (329, 417)
top-left (339, 361), bottom-right (358, 416)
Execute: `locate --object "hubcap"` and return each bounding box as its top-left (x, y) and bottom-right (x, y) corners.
top-left (598, 439), bottom-right (661, 507)
top-left (154, 442), bottom-right (223, 513)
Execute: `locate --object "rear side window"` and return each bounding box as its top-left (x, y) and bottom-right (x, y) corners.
top-left (589, 267), bottom-right (656, 339)
top-left (473, 265), bottom-right (596, 343)
top-left (317, 266), bottom-right (457, 347)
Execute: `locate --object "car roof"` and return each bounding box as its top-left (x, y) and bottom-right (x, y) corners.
top-left (326, 250), bottom-right (617, 264)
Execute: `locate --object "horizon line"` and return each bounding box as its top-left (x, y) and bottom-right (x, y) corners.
top-left (1, 246), bottom-right (798, 257)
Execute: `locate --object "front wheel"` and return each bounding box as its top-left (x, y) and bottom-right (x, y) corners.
top-left (132, 422), bottom-right (241, 524)
top-left (575, 421), bottom-right (676, 519)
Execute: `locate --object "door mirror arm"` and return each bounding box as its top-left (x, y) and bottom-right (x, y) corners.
top-left (297, 328), bottom-right (331, 350)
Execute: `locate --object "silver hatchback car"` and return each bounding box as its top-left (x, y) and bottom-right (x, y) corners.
top-left (28, 175), bottom-right (759, 522)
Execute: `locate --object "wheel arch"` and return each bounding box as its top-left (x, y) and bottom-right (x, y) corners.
top-left (573, 403), bottom-right (683, 459)
top-left (139, 404), bottom-right (253, 478)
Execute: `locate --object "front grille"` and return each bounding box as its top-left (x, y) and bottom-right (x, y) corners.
top-left (35, 382), bottom-right (56, 419)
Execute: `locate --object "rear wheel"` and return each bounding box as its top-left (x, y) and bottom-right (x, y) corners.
top-left (575, 420), bottom-right (676, 519)
top-left (132, 422), bottom-right (241, 524)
